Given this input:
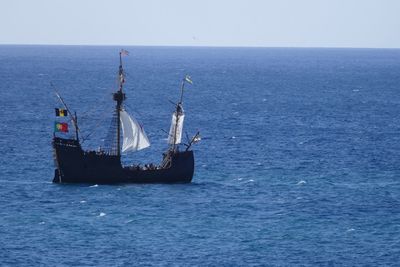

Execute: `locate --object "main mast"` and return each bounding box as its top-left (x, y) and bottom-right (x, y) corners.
top-left (113, 51), bottom-right (126, 156)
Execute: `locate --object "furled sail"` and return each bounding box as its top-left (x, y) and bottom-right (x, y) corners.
top-left (120, 110), bottom-right (150, 152)
top-left (168, 106), bottom-right (185, 145)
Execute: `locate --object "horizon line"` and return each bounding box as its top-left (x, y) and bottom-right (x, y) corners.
top-left (0, 43), bottom-right (400, 50)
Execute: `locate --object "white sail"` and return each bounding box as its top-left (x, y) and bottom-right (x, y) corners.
top-left (120, 110), bottom-right (150, 152)
top-left (168, 112), bottom-right (185, 144)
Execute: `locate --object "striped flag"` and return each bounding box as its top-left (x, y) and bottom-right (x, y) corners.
top-left (55, 108), bottom-right (68, 117)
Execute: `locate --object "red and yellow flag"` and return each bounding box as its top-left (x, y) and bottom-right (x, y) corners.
top-left (54, 122), bottom-right (68, 133)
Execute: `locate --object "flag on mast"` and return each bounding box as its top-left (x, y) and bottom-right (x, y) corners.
top-left (184, 75), bottom-right (193, 84)
top-left (120, 49), bottom-right (129, 56)
top-left (54, 122), bottom-right (69, 133)
top-left (55, 108), bottom-right (68, 117)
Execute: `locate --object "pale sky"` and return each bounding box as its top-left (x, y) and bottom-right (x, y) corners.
top-left (0, 0), bottom-right (399, 48)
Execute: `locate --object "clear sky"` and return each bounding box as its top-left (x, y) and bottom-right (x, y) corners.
top-left (0, 0), bottom-right (399, 48)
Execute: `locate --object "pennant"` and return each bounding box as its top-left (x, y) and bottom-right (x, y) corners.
top-left (193, 133), bottom-right (201, 143)
top-left (120, 49), bottom-right (129, 56)
top-left (54, 122), bottom-right (69, 133)
top-left (184, 75), bottom-right (193, 85)
top-left (55, 108), bottom-right (68, 117)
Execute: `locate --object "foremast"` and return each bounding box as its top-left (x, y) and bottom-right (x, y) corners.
top-left (53, 87), bottom-right (80, 142)
top-left (113, 50), bottom-right (127, 156)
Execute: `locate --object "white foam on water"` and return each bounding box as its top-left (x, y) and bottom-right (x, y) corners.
top-left (346, 228), bottom-right (355, 232)
top-left (234, 111), bottom-right (239, 115)
top-left (352, 89), bottom-right (360, 92)
top-left (231, 136), bottom-right (236, 139)
top-left (297, 180), bottom-right (307, 185)
top-left (98, 212), bottom-right (106, 217)
top-left (240, 179), bottom-right (255, 185)
top-left (262, 98), bottom-right (267, 102)
top-left (80, 200), bottom-right (86, 203)
top-left (39, 221), bottom-right (45, 225)
top-left (90, 184), bottom-right (98, 188)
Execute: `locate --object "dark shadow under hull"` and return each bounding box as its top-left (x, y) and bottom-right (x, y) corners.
top-left (53, 137), bottom-right (194, 184)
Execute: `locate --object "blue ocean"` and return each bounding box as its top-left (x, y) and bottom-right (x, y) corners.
top-left (0, 45), bottom-right (399, 266)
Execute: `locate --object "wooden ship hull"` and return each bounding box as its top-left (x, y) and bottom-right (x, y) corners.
top-left (53, 137), bottom-right (194, 184)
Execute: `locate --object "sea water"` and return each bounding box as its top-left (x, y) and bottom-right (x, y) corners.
top-left (0, 45), bottom-right (399, 266)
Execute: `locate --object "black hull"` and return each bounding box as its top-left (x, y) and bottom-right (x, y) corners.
top-left (52, 138), bottom-right (194, 184)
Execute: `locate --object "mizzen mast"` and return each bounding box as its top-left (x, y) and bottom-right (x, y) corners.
top-left (113, 49), bottom-right (128, 156)
top-left (169, 75), bottom-right (193, 151)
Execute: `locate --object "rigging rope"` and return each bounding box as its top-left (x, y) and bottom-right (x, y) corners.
top-left (80, 109), bottom-right (112, 143)
top-left (79, 71), bottom-right (123, 142)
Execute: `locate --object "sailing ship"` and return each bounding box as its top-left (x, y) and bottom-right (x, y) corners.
top-left (52, 50), bottom-right (199, 184)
